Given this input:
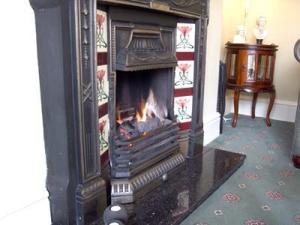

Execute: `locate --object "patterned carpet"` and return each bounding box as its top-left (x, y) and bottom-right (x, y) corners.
top-left (181, 115), bottom-right (300, 225)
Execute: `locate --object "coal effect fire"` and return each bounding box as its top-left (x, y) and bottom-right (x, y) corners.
top-left (116, 89), bottom-right (170, 140)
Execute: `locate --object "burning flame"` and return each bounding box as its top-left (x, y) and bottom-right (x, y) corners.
top-left (116, 105), bottom-right (123, 124)
top-left (136, 98), bottom-right (148, 122)
top-left (117, 89), bottom-right (167, 125)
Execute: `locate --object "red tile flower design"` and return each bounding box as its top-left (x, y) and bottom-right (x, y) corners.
top-left (222, 193), bottom-right (240, 203)
top-left (97, 69), bottom-right (106, 80)
top-left (176, 24), bottom-right (194, 50)
top-left (244, 219), bottom-right (266, 225)
top-left (99, 120), bottom-right (106, 134)
top-left (175, 63), bottom-right (193, 87)
top-left (175, 98), bottom-right (192, 121)
top-left (96, 11), bottom-right (107, 50)
top-left (97, 65), bottom-right (109, 105)
top-left (178, 63), bottom-right (191, 73)
top-left (176, 98), bottom-right (189, 108)
top-left (97, 14), bottom-right (105, 27)
top-left (97, 69), bottom-right (108, 103)
top-left (99, 119), bottom-right (108, 152)
top-left (266, 191), bottom-right (284, 200)
top-left (178, 26), bottom-right (192, 37)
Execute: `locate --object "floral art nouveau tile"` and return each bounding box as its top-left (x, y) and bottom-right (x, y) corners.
top-left (97, 65), bottom-right (109, 106)
top-left (175, 60), bottom-right (194, 89)
top-left (176, 23), bottom-right (195, 52)
top-left (96, 10), bottom-right (108, 53)
top-left (99, 115), bottom-right (109, 155)
top-left (174, 96), bottom-right (193, 123)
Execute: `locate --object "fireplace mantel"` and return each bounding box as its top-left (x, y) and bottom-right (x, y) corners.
top-left (28, 1), bottom-right (244, 225)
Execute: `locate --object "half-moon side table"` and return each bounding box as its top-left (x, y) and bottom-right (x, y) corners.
top-left (225, 42), bottom-right (278, 127)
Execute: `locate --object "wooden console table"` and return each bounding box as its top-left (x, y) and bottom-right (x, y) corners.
top-left (225, 42), bottom-right (278, 127)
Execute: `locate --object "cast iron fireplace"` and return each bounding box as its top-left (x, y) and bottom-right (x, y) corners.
top-left (29, 0), bottom-right (245, 224)
top-left (107, 15), bottom-right (187, 203)
top-left (111, 67), bottom-right (184, 203)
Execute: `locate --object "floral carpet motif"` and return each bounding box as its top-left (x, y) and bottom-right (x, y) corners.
top-left (181, 115), bottom-right (300, 225)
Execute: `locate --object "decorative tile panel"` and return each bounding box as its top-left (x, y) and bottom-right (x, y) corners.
top-left (97, 65), bottom-right (109, 106)
top-left (174, 96), bottom-right (193, 123)
top-left (176, 23), bottom-right (195, 52)
top-left (175, 60), bottom-right (194, 89)
top-left (96, 10), bottom-right (108, 53)
top-left (99, 115), bottom-right (109, 155)
top-left (175, 22), bottom-right (195, 130)
top-left (97, 9), bottom-right (109, 163)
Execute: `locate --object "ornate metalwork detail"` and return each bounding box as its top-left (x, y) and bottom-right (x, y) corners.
top-left (78, 0), bottom-right (98, 180)
top-left (113, 22), bottom-right (177, 71)
top-left (111, 153), bottom-right (185, 204)
top-left (82, 82), bottom-right (93, 102)
top-left (170, 0), bottom-right (199, 7)
top-left (81, 0), bottom-right (90, 68)
top-left (199, 20), bottom-right (204, 47)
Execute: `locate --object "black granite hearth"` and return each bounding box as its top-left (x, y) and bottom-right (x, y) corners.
top-left (95, 148), bottom-right (245, 225)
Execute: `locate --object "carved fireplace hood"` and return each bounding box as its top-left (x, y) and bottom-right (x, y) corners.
top-left (114, 25), bottom-right (177, 71)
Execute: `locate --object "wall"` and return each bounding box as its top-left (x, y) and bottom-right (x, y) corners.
top-left (203, 0), bottom-right (223, 145)
top-left (223, 0), bottom-right (300, 121)
top-left (0, 1), bottom-right (51, 225)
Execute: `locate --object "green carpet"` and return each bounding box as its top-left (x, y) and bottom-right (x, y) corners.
top-left (181, 115), bottom-right (300, 225)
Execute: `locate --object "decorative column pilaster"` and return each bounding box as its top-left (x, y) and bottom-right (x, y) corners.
top-left (29, 0), bottom-right (107, 224)
top-left (188, 15), bottom-right (209, 157)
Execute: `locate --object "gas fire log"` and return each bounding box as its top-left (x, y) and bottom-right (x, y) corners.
top-left (118, 107), bottom-right (136, 122)
top-left (118, 121), bottom-right (140, 140)
top-left (136, 117), bottom-right (161, 133)
top-left (117, 119), bottom-right (172, 141)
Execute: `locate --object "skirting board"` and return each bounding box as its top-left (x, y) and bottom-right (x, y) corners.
top-left (225, 96), bottom-right (297, 122)
top-left (203, 112), bottom-right (221, 145)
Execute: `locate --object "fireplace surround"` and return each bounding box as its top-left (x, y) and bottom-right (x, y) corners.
top-left (29, 0), bottom-right (245, 224)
